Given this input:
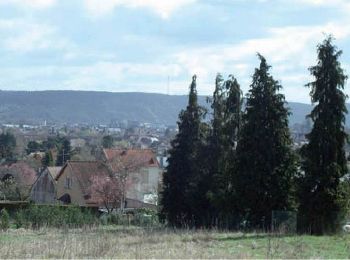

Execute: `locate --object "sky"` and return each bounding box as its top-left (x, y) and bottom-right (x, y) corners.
top-left (0, 0), bottom-right (349, 103)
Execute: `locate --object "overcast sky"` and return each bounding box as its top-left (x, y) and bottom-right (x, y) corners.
top-left (0, 0), bottom-right (349, 103)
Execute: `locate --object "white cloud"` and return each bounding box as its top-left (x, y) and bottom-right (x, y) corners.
top-left (295, 0), bottom-right (350, 12)
top-left (171, 21), bottom-right (350, 101)
top-left (83, 0), bottom-right (196, 19)
top-left (4, 24), bottom-right (70, 52)
top-left (0, 0), bottom-right (56, 9)
top-left (0, 19), bottom-right (73, 53)
top-left (0, 62), bottom-right (186, 93)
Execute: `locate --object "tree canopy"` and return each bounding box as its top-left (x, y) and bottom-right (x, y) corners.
top-left (298, 37), bottom-right (348, 234)
top-left (234, 54), bottom-right (297, 228)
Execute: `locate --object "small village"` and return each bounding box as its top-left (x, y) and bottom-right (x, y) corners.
top-left (0, 120), bottom-right (174, 217)
top-left (1, 0), bottom-right (350, 258)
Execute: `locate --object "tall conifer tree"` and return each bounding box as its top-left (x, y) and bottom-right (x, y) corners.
top-left (235, 54), bottom-right (296, 227)
top-left (298, 37), bottom-right (348, 234)
top-left (206, 74), bottom-right (242, 224)
top-left (161, 75), bottom-right (205, 227)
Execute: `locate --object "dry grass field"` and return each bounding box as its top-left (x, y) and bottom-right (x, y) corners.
top-left (0, 226), bottom-right (350, 258)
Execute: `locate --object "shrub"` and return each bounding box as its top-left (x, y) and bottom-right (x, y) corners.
top-left (14, 205), bottom-right (98, 229)
top-left (132, 208), bottom-right (159, 227)
top-left (14, 210), bottom-right (25, 229)
top-left (0, 208), bottom-right (10, 230)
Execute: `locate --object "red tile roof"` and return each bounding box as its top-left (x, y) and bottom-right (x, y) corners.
top-left (103, 149), bottom-right (159, 172)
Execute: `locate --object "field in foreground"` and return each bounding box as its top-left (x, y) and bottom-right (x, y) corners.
top-left (0, 226), bottom-right (350, 259)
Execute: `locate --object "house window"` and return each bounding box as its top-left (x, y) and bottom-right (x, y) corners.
top-left (65, 177), bottom-right (72, 189)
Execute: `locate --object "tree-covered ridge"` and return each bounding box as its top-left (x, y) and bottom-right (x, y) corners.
top-left (0, 90), bottom-right (341, 126)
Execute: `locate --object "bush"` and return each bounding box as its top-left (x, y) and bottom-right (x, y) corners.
top-left (101, 213), bottom-right (131, 226)
top-left (132, 208), bottom-right (159, 227)
top-left (0, 208), bottom-right (10, 230)
top-left (15, 205), bottom-right (98, 229)
top-left (100, 208), bottom-right (160, 227)
top-left (14, 210), bottom-right (25, 229)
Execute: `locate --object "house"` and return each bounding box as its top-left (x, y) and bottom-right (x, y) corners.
top-left (102, 148), bottom-right (162, 205)
top-left (55, 161), bottom-right (111, 207)
top-left (30, 167), bottom-right (61, 204)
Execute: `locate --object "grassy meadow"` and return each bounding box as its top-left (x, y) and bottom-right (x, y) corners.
top-left (0, 226), bottom-right (350, 258)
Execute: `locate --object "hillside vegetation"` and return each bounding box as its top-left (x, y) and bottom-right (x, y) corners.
top-left (0, 91), bottom-right (314, 126)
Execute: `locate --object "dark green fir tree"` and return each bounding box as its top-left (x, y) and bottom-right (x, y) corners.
top-left (42, 151), bottom-right (54, 167)
top-left (56, 138), bottom-right (71, 166)
top-left (0, 132), bottom-right (16, 162)
top-left (298, 37), bottom-right (348, 234)
top-left (235, 54), bottom-right (297, 228)
top-left (161, 75), bottom-right (205, 227)
top-left (205, 74), bottom-right (242, 225)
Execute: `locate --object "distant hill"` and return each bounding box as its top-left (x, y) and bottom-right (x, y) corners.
top-left (0, 90), bottom-right (338, 126)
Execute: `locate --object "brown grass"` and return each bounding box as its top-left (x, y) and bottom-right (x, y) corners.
top-left (0, 226), bottom-right (349, 259)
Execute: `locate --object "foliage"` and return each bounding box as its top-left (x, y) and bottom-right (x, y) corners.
top-left (234, 54), bottom-right (297, 228)
top-left (161, 75), bottom-right (207, 227)
top-left (204, 73), bottom-right (242, 224)
top-left (41, 151), bottom-right (54, 167)
top-left (0, 162), bottom-right (37, 201)
top-left (0, 208), bottom-right (10, 230)
top-left (14, 210), bottom-right (25, 228)
top-left (298, 37), bottom-right (348, 234)
top-left (26, 141), bottom-right (44, 155)
top-left (101, 208), bottom-right (159, 227)
top-left (13, 205), bottom-right (98, 228)
top-left (88, 175), bottom-right (122, 213)
top-left (56, 137), bottom-right (72, 166)
top-left (0, 132), bottom-right (16, 163)
top-left (0, 178), bottom-right (18, 200)
top-left (102, 135), bottom-right (114, 148)
top-left (105, 150), bottom-right (153, 212)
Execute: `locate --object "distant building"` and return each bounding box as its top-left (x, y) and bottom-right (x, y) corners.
top-left (30, 167), bottom-right (61, 204)
top-left (102, 148), bottom-right (162, 205)
top-left (70, 138), bottom-right (86, 149)
top-left (55, 161), bottom-right (111, 207)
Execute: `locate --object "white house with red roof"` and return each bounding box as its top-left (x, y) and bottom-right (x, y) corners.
top-left (102, 148), bottom-right (162, 205)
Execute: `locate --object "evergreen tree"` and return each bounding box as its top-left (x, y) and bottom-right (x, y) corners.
top-left (206, 74), bottom-right (226, 212)
top-left (56, 138), bottom-right (71, 166)
top-left (102, 135), bottom-right (114, 148)
top-left (161, 75), bottom-right (205, 227)
top-left (234, 54), bottom-right (297, 228)
top-left (298, 37), bottom-right (348, 234)
top-left (205, 74), bottom-right (242, 225)
top-left (26, 141), bottom-right (43, 155)
top-left (0, 132), bottom-right (16, 162)
top-left (42, 151), bottom-right (54, 167)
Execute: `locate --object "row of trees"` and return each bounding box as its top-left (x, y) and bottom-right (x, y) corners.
top-left (27, 136), bottom-right (72, 167)
top-left (161, 37), bottom-right (349, 234)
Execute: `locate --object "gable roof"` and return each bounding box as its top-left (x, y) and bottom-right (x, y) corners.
top-left (56, 161), bottom-right (111, 205)
top-left (103, 149), bottom-right (159, 172)
top-left (47, 167), bottom-right (61, 180)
